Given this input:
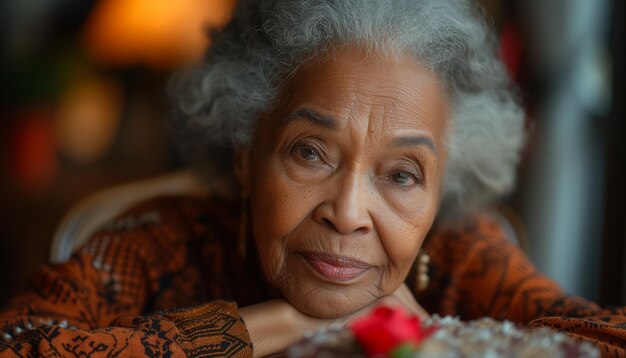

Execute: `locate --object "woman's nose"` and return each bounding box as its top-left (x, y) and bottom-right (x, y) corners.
top-left (313, 173), bottom-right (373, 235)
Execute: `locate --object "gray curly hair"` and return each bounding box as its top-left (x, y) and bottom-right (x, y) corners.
top-left (169, 0), bottom-right (525, 214)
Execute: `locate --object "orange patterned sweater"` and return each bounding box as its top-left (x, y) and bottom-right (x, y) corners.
top-left (0, 195), bottom-right (624, 357)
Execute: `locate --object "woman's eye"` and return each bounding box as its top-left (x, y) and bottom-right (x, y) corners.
top-left (390, 171), bottom-right (419, 186)
top-left (295, 145), bottom-right (321, 161)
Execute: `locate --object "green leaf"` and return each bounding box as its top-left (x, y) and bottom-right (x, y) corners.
top-left (390, 343), bottom-right (416, 358)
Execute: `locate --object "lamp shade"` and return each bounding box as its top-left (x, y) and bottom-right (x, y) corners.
top-left (83, 0), bottom-right (234, 69)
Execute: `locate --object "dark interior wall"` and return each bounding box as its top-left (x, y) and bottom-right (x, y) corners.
top-left (601, 0), bottom-right (626, 306)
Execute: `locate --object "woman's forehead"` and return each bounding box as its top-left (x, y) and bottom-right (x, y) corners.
top-left (275, 49), bottom-right (450, 135)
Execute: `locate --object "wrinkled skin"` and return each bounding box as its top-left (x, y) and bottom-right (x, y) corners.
top-left (236, 47), bottom-right (450, 318)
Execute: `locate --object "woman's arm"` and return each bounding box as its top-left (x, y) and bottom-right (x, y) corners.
top-left (239, 284), bottom-right (428, 357)
top-left (0, 196), bottom-right (253, 357)
top-left (0, 248), bottom-right (252, 357)
top-left (416, 215), bottom-right (626, 357)
top-left (1, 297), bottom-right (249, 357)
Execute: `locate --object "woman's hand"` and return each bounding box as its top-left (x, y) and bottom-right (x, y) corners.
top-left (240, 299), bottom-right (334, 358)
top-left (366, 283), bottom-right (429, 320)
top-left (338, 283), bottom-right (428, 327)
top-left (240, 284), bottom-right (428, 357)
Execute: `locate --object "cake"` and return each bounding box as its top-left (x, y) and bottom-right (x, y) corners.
top-left (287, 315), bottom-right (600, 358)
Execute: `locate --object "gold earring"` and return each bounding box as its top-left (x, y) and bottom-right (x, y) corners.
top-left (416, 250), bottom-right (430, 292)
top-left (239, 194), bottom-right (248, 259)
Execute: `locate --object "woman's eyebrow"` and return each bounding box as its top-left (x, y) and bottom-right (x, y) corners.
top-left (389, 136), bottom-right (437, 154)
top-left (283, 108), bottom-right (339, 130)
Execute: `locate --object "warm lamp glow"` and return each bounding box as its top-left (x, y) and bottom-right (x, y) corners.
top-left (84, 0), bottom-right (235, 69)
top-left (56, 76), bottom-right (123, 164)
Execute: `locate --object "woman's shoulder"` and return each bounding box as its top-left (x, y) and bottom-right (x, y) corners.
top-left (73, 193), bottom-right (241, 268)
top-left (425, 210), bottom-right (523, 251)
top-left (100, 194), bottom-right (239, 240)
top-left (65, 194), bottom-right (243, 308)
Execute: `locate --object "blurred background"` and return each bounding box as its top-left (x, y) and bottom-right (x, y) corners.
top-left (0, 0), bottom-right (624, 307)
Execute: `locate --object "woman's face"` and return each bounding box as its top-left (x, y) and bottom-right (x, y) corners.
top-left (237, 48), bottom-right (450, 318)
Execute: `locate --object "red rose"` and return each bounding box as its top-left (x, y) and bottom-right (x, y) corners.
top-left (350, 306), bottom-right (434, 357)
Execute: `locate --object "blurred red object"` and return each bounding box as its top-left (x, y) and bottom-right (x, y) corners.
top-left (7, 108), bottom-right (58, 191)
top-left (350, 306), bottom-right (435, 357)
top-left (500, 22), bottom-right (524, 78)
top-left (83, 0), bottom-right (235, 69)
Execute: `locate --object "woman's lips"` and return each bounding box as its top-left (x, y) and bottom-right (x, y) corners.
top-left (300, 252), bottom-right (372, 282)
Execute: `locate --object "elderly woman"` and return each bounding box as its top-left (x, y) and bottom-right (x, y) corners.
top-left (1, 0), bottom-right (625, 356)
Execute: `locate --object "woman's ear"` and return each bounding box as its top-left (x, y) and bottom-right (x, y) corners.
top-left (233, 148), bottom-right (252, 196)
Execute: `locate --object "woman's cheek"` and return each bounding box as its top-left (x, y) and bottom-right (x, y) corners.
top-left (253, 163), bottom-right (318, 235)
top-left (383, 223), bottom-right (422, 267)
top-left (251, 173), bottom-right (316, 282)
top-left (376, 199), bottom-right (436, 289)
top-left (265, 236), bottom-right (289, 280)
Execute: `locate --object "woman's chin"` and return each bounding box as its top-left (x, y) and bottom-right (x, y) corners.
top-left (269, 256), bottom-right (380, 318)
top-left (282, 286), bottom-right (372, 319)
